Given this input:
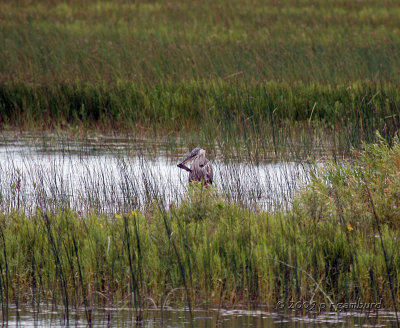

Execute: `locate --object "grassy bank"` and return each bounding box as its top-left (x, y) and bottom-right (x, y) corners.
top-left (0, 139), bottom-right (399, 317)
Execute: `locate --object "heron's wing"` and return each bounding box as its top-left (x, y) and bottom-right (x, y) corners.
top-left (189, 158), bottom-right (213, 184)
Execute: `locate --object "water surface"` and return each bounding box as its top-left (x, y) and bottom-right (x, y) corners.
top-left (0, 134), bottom-right (310, 213)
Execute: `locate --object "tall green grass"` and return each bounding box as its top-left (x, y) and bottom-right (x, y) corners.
top-left (1, 81), bottom-right (400, 158)
top-left (1, 0), bottom-right (400, 84)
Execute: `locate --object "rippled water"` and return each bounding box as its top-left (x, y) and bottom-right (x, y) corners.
top-left (3, 304), bottom-right (399, 328)
top-left (0, 134), bottom-right (311, 213)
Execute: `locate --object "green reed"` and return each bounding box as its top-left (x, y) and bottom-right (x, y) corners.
top-left (0, 202), bottom-right (397, 310)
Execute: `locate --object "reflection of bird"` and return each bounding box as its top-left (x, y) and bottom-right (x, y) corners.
top-left (177, 148), bottom-right (213, 185)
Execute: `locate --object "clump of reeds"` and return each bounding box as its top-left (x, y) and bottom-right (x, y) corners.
top-left (296, 133), bottom-right (400, 230)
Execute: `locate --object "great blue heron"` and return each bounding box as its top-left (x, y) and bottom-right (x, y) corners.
top-left (177, 148), bottom-right (213, 185)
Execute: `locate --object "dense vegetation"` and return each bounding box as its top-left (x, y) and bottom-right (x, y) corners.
top-left (0, 140), bottom-right (399, 317)
top-left (1, 0), bottom-right (400, 156)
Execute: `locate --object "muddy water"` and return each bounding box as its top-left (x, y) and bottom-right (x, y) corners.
top-left (0, 134), bottom-right (310, 213)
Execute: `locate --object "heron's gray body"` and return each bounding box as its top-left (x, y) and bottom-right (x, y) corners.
top-left (189, 156), bottom-right (213, 185)
top-left (178, 147), bottom-right (213, 185)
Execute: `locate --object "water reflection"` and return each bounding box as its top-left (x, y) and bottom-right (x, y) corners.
top-left (3, 304), bottom-right (399, 328)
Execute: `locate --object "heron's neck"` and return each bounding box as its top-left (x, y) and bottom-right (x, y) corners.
top-left (193, 154), bottom-right (204, 165)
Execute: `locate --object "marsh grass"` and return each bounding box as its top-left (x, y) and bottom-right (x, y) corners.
top-left (1, 0), bottom-right (400, 85)
top-left (1, 0), bottom-right (400, 156)
top-left (1, 81), bottom-right (400, 159)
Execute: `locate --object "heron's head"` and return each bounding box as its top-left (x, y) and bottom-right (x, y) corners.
top-left (180, 147), bottom-right (205, 165)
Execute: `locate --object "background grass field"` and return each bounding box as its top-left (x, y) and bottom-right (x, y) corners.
top-left (1, 0), bottom-right (400, 84)
top-left (1, 0), bottom-right (400, 158)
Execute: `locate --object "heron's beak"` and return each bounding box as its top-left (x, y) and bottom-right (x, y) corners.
top-left (180, 154), bottom-right (195, 165)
